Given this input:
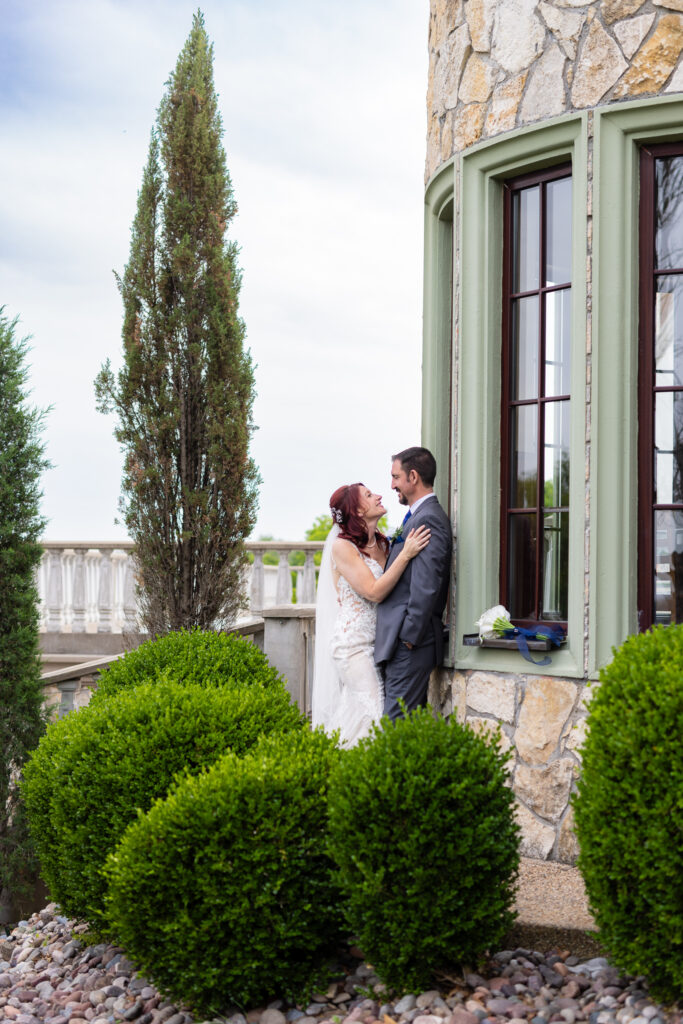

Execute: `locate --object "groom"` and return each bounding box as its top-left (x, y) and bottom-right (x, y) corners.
top-left (375, 446), bottom-right (452, 721)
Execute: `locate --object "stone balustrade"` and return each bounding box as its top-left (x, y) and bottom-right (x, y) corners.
top-left (37, 540), bottom-right (324, 633)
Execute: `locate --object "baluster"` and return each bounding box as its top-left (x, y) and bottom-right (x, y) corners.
top-left (111, 550), bottom-right (127, 633)
top-left (61, 549), bottom-right (75, 632)
top-left (85, 549), bottom-right (101, 632)
top-left (46, 549), bottom-right (64, 633)
top-left (301, 551), bottom-right (316, 604)
top-left (276, 549), bottom-right (292, 605)
top-left (250, 550), bottom-right (265, 614)
top-left (98, 550), bottom-right (113, 633)
top-left (123, 555), bottom-right (138, 631)
top-left (36, 551), bottom-right (48, 631)
top-left (71, 550), bottom-right (87, 633)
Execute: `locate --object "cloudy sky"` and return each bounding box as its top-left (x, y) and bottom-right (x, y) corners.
top-left (1, 0), bottom-right (429, 541)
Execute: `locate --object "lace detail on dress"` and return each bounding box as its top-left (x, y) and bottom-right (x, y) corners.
top-left (329, 552), bottom-right (385, 747)
top-left (331, 554), bottom-right (383, 651)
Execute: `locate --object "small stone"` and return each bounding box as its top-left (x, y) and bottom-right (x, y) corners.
top-left (416, 995), bottom-right (441, 1010)
top-left (305, 1006), bottom-right (326, 1017)
top-left (123, 1003), bottom-right (143, 1021)
top-left (448, 1012), bottom-right (479, 1024)
top-left (394, 997), bottom-right (417, 1015)
top-left (261, 1012), bottom-right (287, 1024)
top-left (412, 1017), bottom-right (443, 1024)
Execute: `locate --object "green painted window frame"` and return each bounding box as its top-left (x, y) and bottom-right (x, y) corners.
top-left (591, 96), bottom-right (683, 674)
top-left (423, 113), bottom-right (588, 677)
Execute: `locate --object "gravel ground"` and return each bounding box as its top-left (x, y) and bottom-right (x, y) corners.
top-left (0, 904), bottom-right (680, 1024)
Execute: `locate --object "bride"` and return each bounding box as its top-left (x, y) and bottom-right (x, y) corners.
top-left (311, 482), bottom-right (430, 747)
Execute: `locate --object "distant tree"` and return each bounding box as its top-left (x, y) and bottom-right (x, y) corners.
top-left (0, 310), bottom-right (49, 909)
top-left (95, 11), bottom-right (259, 635)
top-left (305, 514), bottom-right (334, 543)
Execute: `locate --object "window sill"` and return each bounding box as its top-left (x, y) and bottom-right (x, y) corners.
top-left (462, 633), bottom-right (557, 652)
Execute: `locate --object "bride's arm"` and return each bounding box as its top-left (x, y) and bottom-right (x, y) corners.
top-left (332, 527), bottom-right (430, 604)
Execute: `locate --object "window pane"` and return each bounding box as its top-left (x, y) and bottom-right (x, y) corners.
top-left (508, 514), bottom-right (536, 619)
top-left (511, 295), bottom-right (539, 400)
top-left (655, 276), bottom-right (683, 386)
top-left (510, 405), bottom-right (538, 508)
top-left (512, 186), bottom-right (540, 292)
top-left (542, 511), bottom-right (569, 620)
top-left (543, 401), bottom-right (570, 508)
top-left (545, 289), bottom-right (571, 396)
top-left (545, 177), bottom-right (572, 286)
top-left (655, 390), bottom-right (683, 505)
top-left (654, 510), bottom-right (683, 626)
top-left (655, 156), bottom-right (683, 271)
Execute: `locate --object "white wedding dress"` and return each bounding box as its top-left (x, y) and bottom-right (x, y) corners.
top-left (311, 525), bottom-right (384, 747)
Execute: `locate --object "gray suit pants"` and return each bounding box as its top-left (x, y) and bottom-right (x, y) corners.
top-left (381, 641), bottom-right (435, 722)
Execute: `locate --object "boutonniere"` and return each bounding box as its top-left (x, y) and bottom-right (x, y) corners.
top-left (390, 524), bottom-right (405, 545)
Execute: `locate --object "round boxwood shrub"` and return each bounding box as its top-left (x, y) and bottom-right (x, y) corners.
top-left (327, 708), bottom-right (519, 992)
top-left (22, 676), bottom-right (304, 928)
top-left (105, 728), bottom-right (345, 1013)
top-left (93, 628), bottom-right (284, 701)
top-left (574, 625), bottom-right (683, 1003)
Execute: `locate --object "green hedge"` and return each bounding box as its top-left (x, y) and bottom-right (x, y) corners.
top-left (105, 728), bottom-right (345, 1013)
top-left (22, 676), bottom-right (304, 927)
top-left (93, 628), bottom-right (283, 701)
top-left (574, 625), bottom-right (683, 1003)
top-left (327, 708), bottom-right (519, 992)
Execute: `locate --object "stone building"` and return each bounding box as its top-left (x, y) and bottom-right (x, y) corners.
top-left (423, 0), bottom-right (683, 861)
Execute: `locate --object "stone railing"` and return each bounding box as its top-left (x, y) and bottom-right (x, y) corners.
top-left (37, 540), bottom-right (324, 633)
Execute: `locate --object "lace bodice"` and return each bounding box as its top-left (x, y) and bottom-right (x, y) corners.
top-left (331, 553), bottom-right (383, 654)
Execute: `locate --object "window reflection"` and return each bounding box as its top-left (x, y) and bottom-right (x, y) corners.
top-left (512, 187), bottom-right (540, 293)
top-left (656, 156), bottom-right (683, 271)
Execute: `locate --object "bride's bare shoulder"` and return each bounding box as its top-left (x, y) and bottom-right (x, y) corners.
top-left (332, 537), bottom-right (359, 561)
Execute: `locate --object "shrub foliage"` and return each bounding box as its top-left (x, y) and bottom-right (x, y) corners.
top-left (105, 728), bottom-right (345, 1013)
top-left (574, 625), bottom-right (683, 1003)
top-left (22, 677), bottom-right (303, 927)
top-left (0, 310), bottom-right (50, 904)
top-left (94, 628), bottom-right (283, 701)
top-left (327, 708), bottom-right (519, 992)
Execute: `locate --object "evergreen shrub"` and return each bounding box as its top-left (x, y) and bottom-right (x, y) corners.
top-left (94, 628), bottom-right (283, 701)
top-left (327, 708), bottom-right (519, 992)
top-left (105, 728), bottom-right (345, 1013)
top-left (22, 677), bottom-right (303, 927)
top-left (574, 625), bottom-right (683, 1003)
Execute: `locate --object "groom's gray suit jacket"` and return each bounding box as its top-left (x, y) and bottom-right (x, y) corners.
top-left (374, 494), bottom-right (452, 665)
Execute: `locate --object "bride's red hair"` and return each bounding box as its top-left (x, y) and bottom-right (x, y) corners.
top-left (329, 483), bottom-right (388, 553)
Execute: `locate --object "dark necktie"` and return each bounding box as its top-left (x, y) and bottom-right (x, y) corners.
top-left (402, 509), bottom-right (412, 528)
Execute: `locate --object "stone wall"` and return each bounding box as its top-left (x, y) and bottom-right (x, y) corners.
top-left (428, 668), bottom-right (591, 863)
top-left (427, 0), bottom-right (683, 181)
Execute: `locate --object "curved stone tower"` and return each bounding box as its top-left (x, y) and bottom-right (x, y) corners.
top-left (427, 0), bottom-right (683, 181)
top-left (423, 1), bottom-right (683, 861)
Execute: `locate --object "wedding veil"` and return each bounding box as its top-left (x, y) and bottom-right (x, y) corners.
top-left (311, 523), bottom-right (341, 731)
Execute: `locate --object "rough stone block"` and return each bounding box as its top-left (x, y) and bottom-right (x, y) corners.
top-left (520, 43), bottom-right (567, 122)
top-left (467, 671), bottom-right (516, 722)
top-left (614, 13), bottom-right (683, 96)
top-left (571, 18), bottom-right (628, 107)
top-left (515, 676), bottom-right (577, 764)
top-left (515, 800), bottom-right (556, 859)
top-left (513, 758), bottom-right (575, 823)
top-left (468, 715), bottom-right (513, 755)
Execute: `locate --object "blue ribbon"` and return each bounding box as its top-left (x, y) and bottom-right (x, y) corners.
top-left (498, 624), bottom-right (565, 666)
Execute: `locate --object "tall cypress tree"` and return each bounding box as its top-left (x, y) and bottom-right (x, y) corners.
top-left (96, 11), bottom-right (259, 634)
top-left (0, 310), bottom-right (49, 908)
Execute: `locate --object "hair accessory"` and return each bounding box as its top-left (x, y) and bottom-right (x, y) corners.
top-left (331, 507), bottom-right (343, 525)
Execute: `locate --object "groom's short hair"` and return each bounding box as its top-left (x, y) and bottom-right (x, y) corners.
top-left (393, 446), bottom-right (437, 486)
